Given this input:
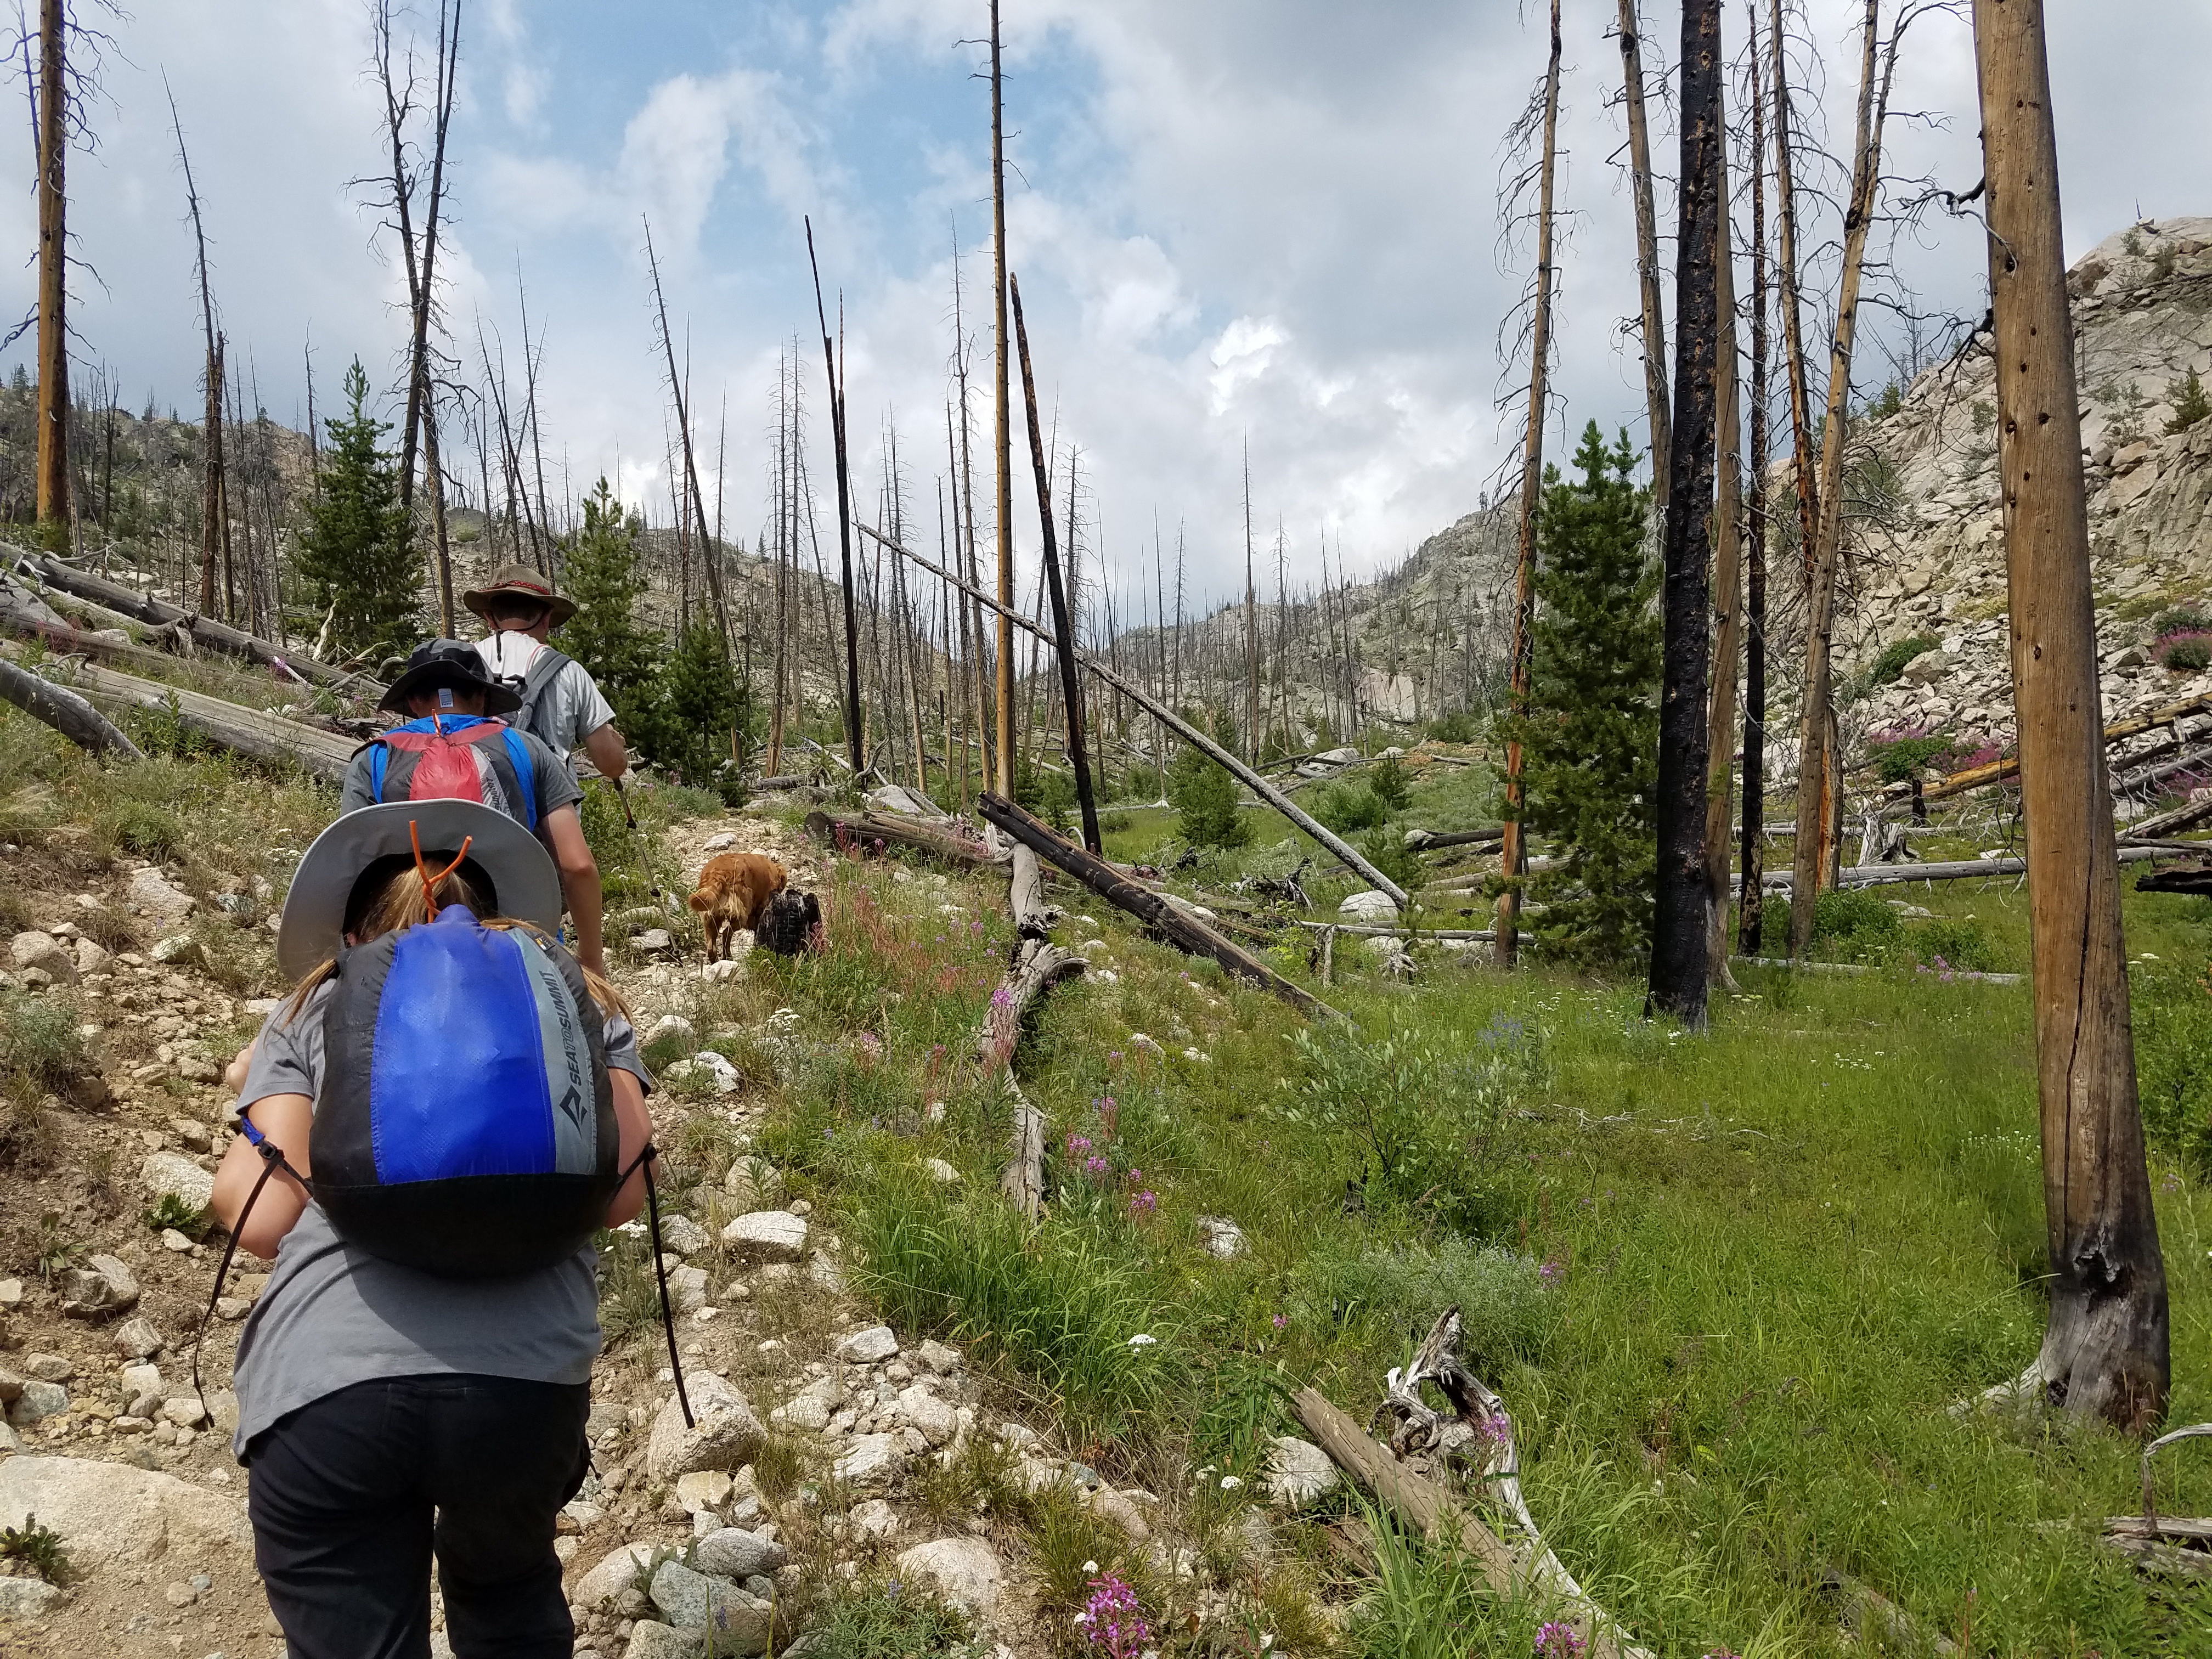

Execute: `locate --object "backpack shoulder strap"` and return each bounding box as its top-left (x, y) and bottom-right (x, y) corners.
top-left (515, 647), bottom-right (574, 744)
top-left (499, 727), bottom-right (539, 832)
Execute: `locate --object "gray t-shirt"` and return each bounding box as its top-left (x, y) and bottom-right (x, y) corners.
top-left (476, 635), bottom-right (617, 775)
top-left (226, 968), bottom-right (648, 1456)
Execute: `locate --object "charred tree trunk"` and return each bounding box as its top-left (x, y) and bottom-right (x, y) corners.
top-left (1739, 0), bottom-right (1773, 955)
top-left (1009, 275), bottom-right (1101, 853)
top-left (1650, 0), bottom-right (1723, 1023)
top-left (1617, 0), bottom-right (1671, 511)
top-left (1973, 0), bottom-right (2169, 1431)
top-left (33, 0), bottom-right (67, 540)
top-left (804, 219), bottom-right (864, 775)
top-left (989, 0), bottom-right (1015, 796)
top-left (1703, 110), bottom-right (1744, 987)
top-left (1244, 438), bottom-right (1260, 761)
top-left (1496, 0), bottom-right (1562, 969)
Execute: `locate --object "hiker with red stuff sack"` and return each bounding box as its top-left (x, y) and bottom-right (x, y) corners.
top-left (342, 636), bottom-right (608, 977)
top-left (206, 798), bottom-right (675, 1659)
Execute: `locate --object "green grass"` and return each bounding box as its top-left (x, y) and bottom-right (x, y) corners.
top-left (735, 795), bottom-right (2212, 1655)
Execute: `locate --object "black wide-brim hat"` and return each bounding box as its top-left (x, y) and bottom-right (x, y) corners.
top-left (462, 563), bottom-right (578, 627)
top-left (378, 637), bottom-right (524, 717)
top-left (276, 799), bottom-right (564, 980)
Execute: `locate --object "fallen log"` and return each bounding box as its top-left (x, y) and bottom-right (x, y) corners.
top-left (2123, 793), bottom-right (2212, 840)
top-left (1819, 1568), bottom-right (1958, 1656)
top-left (1297, 921), bottom-right (1499, 942)
top-left (1762, 847), bottom-right (2163, 889)
top-left (0, 656), bottom-right (145, 760)
top-left (859, 522), bottom-right (1408, 906)
top-left (1403, 826), bottom-right (1504, 851)
top-left (804, 809), bottom-right (1008, 870)
top-left (979, 792), bottom-right (1344, 1022)
top-left (15, 551), bottom-right (376, 693)
top-left (977, 845), bottom-right (1084, 1220)
top-left (0, 644), bottom-right (357, 783)
top-left (1895, 692), bottom-right (2212, 804)
top-left (2136, 865), bottom-right (2212, 896)
top-left (1733, 955), bottom-right (2023, 985)
top-left (1289, 1380), bottom-right (1650, 1659)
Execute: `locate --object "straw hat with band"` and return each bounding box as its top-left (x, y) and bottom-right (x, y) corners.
top-left (462, 563), bottom-right (577, 628)
top-left (276, 799), bottom-right (565, 981)
top-left (377, 637), bottom-right (524, 718)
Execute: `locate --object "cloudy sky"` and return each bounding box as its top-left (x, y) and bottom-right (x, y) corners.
top-left (4, 0), bottom-right (2208, 619)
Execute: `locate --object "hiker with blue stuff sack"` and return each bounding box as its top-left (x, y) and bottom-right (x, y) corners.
top-left (204, 797), bottom-right (679, 1659)
top-left (342, 636), bottom-right (610, 978)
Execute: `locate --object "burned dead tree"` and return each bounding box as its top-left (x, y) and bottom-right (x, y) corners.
top-left (1972, 0), bottom-right (2169, 1431)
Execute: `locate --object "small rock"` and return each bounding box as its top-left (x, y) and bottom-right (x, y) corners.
top-left (0, 1278), bottom-right (22, 1308)
top-left (161, 1396), bottom-right (211, 1430)
top-left (676, 1051), bottom-right (742, 1096)
top-left (622, 1622), bottom-right (703, 1659)
top-left (127, 868), bottom-right (197, 926)
top-left (8, 1380), bottom-right (67, 1425)
top-left (149, 934), bottom-right (204, 966)
top-left (723, 1158), bottom-right (781, 1209)
top-left (849, 1497), bottom-right (899, 1542)
top-left (1338, 889), bottom-right (1400, 922)
top-left (1234, 1506), bottom-right (1274, 1566)
top-left (112, 1317), bottom-right (165, 1359)
top-left (644, 1014), bottom-right (698, 1048)
top-left (9, 930), bottom-right (79, 983)
top-left (923, 1157), bottom-right (962, 1185)
top-left (656, 1213), bottom-right (711, 1256)
top-left (836, 1325), bottom-right (900, 1365)
top-left (1087, 1488), bottom-right (1150, 1542)
top-left (894, 1536), bottom-right (1005, 1618)
top-left (164, 1581), bottom-right (200, 1607)
top-left (665, 1265), bottom-right (710, 1314)
top-left (74, 936), bottom-right (112, 976)
top-left (1265, 1435), bottom-right (1339, 1508)
top-left (720, 1210), bottom-right (808, 1262)
top-left (215, 1296), bottom-right (250, 1322)
top-left (832, 1433), bottom-right (909, 1489)
top-left (142, 1150), bottom-right (217, 1212)
top-left (23, 1354), bottom-right (74, 1384)
top-left (675, 1470), bottom-right (733, 1514)
top-left (693, 1527), bottom-right (789, 1579)
top-left (60, 1254), bottom-right (141, 1318)
top-left (699, 958), bottom-right (747, 985)
top-left (0, 1578), bottom-right (66, 1620)
top-left (633, 929), bottom-right (675, 956)
top-left (648, 1560), bottom-right (772, 1652)
top-left (1195, 1216), bottom-right (1246, 1260)
top-left (645, 1372), bottom-right (765, 1483)
top-left (573, 1542), bottom-right (659, 1608)
top-left (161, 1227), bottom-right (197, 1253)
top-left (896, 1386), bottom-right (958, 1449)
top-left (916, 1340), bottom-right (961, 1376)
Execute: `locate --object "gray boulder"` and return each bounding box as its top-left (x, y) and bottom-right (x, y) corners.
top-left (692, 1526), bottom-right (789, 1580)
top-left (648, 1560), bottom-right (774, 1654)
top-left (0, 1454), bottom-right (251, 1573)
top-left (645, 1372), bottom-right (764, 1483)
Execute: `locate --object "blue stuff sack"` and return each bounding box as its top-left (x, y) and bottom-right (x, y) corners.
top-left (309, 904), bottom-right (618, 1277)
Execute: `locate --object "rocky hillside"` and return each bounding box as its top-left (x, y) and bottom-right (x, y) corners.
top-left (1793, 215), bottom-right (2212, 776)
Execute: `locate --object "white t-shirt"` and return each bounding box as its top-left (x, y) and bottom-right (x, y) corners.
top-left (477, 633), bottom-right (618, 774)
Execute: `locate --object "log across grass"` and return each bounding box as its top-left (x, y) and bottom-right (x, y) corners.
top-left (741, 810), bottom-right (2212, 1652)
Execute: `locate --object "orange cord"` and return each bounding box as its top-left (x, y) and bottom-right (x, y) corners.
top-left (407, 820), bottom-right (473, 918)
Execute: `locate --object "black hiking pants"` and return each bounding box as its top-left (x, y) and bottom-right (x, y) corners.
top-left (246, 1374), bottom-right (591, 1659)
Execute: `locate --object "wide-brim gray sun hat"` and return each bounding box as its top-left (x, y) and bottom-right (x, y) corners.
top-left (276, 799), bottom-right (564, 981)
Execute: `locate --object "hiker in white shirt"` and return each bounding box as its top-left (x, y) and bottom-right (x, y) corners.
top-left (464, 563), bottom-right (630, 784)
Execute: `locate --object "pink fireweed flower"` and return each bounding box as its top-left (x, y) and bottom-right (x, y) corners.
top-left (1075, 1573), bottom-right (1149, 1658)
top-left (1066, 1133), bottom-right (1094, 1157)
top-left (1085, 1155), bottom-right (1110, 1178)
top-left (1128, 1189), bottom-right (1158, 1216)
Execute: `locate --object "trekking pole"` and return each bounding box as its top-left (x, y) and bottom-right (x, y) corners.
top-left (608, 776), bottom-right (672, 908)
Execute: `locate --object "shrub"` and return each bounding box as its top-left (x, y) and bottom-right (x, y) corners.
top-left (1357, 822), bottom-right (1421, 895)
top-left (2134, 957), bottom-right (2212, 1176)
top-left (1290, 1239), bottom-right (1560, 1369)
top-left (1898, 917), bottom-right (2001, 974)
top-left (1368, 755), bottom-right (1412, 810)
top-left (2167, 368), bottom-right (2212, 434)
top-left (1311, 782), bottom-right (1386, 833)
top-left (806, 1577), bottom-right (970, 1658)
top-left (2151, 602), bottom-right (2212, 639)
top-left (1, 988), bottom-right (85, 1093)
top-left (2155, 632), bottom-right (2212, 673)
top-left (1166, 745), bottom-right (1249, 849)
top-left (94, 798), bottom-right (185, 861)
top-left (143, 1193), bottom-right (211, 1239)
top-left (1865, 727), bottom-right (1955, 785)
top-left (1813, 887), bottom-right (1903, 952)
top-left (1867, 634), bottom-right (1941, 688)
top-left (1426, 708), bottom-right (1479, 744)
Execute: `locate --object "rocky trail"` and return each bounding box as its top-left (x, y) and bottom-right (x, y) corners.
top-left (0, 802), bottom-right (1337, 1659)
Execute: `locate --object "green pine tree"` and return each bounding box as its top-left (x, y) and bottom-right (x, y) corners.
top-left (295, 359), bottom-right (420, 661)
top-left (2166, 368), bottom-right (2212, 434)
top-left (1500, 421), bottom-right (1661, 964)
top-left (1166, 713), bottom-right (1250, 849)
top-left (646, 620), bottom-right (751, 803)
top-left (554, 479), bottom-right (663, 741)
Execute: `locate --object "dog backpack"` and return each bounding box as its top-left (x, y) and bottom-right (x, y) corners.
top-left (361, 715), bottom-right (540, 831)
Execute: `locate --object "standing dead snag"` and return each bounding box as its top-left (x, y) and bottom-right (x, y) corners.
top-left (1650, 0), bottom-right (1723, 1024)
top-left (1738, 0), bottom-right (1773, 957)
top-left (1007, 274), bottom-right (1102, 853)
top-left (1972, 0), bottom-right (2169, 1430)
top-left (32, 0), bottom-right (67, 541)
top-left (1496, 0), bottom-right (1562, 970)
top-left (1616, 0), bottom-right (1671, 517)
top-left (988, 0), bottom-right (1015, 797)
top-left (1790, 0), bottom-right (1904, 951)
top-left (1702, 100), bottom-right (1745, 989)
top-left (805, 217), bottom-right (864, 775)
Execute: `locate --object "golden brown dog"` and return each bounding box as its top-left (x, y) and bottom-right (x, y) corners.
top-left (689, 853), bottom-right (788, 961)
